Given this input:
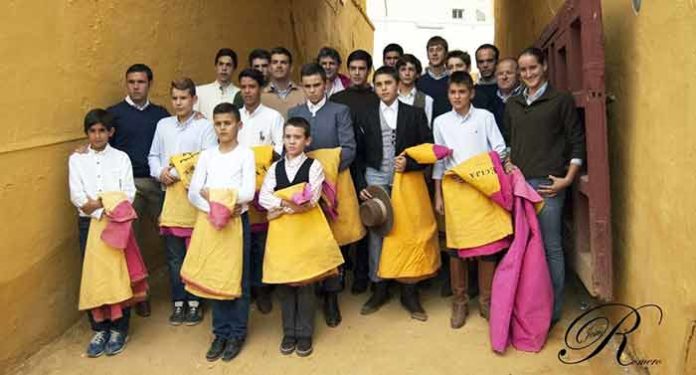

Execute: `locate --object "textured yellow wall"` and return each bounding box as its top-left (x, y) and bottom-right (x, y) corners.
top-left (0, 0), bottom-right (372, 370)
top-left (495, 1), bottom-right (696, 373)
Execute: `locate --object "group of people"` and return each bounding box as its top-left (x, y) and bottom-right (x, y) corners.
top-left (68, 35), bottom-right (585, 362)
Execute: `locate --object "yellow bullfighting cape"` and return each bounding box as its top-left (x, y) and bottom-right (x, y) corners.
top-left (249, 145), bottom-right (275, 232)
top-left (308, 147), bottom-right (366, 246)
top-left (79, 192), bottom-right (148, 321)
top-left (159, 152), bottom-right (199, 230)
top-left (181, 189), bottom-right (244, 300)
top-left (378, 144), bottom-right (451, 282)
top-left (443, 152), bottom-right (513, 250)
top-left (263, 182), bottom-right (344, 284)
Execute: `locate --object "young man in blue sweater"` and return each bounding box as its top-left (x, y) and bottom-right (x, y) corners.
top-left (107, 64), bottom-right (169, 317)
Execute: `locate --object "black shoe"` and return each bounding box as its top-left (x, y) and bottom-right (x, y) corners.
top-left (185, 304), bottom-right (203, 326)
top-left (296, 337), bottom-right (313, 357)
top-left (360, 282), bottom-right (390, 315)
top-left (135, 300), bottom-right (151, 317)
top-left (280, 336), bottom-right (296, 355)
top-left (169, 304), bottom-right (185, 326)
top-left (222, 338), bottom-right (244, 362)
top-left (401, 284), bottom-right (428, 321)
top-left (256, 288), bottom-right (273, 314)
top-left (351, 278), bottom-right (369, 295)
top-left (323, 293), bottom-right (342, 327)
top-left (206, 337), bottom-right (227, 362)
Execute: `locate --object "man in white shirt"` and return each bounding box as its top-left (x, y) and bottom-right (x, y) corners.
top-left (195, 48), bottom-right (241, 119)
top-left (149, 78), bottom-right (217, 326)
top-left (236, 67), bottom-right (284, 314)
top-left (432, 71), bottom-right (505, 329)
top-left (237, 68), bottom-right (284, 154)
top-left (69, 108), bottom-right (136, 357)
top-left (396, 54), bottom-right (434, 126)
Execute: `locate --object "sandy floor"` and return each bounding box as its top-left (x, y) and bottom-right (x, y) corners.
top-left (9, 272), bottom-right (638, 375)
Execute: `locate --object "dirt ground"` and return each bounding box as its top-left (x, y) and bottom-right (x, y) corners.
top-left (9, 272), bottom-right (641, 375)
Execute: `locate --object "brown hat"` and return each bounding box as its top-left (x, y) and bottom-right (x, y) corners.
top-left (359, 185), bottom-right (393, 237)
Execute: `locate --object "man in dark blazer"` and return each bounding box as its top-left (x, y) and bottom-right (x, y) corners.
top-left (355, 66), bottom-right (434, 321)
top-left (288, 63), bottom-right (356, 328)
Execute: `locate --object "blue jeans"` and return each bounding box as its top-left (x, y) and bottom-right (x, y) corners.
top-left (78, 217), bottom-right (130, 334)
top-left (164, 235), bottom-right (201, 303)
top-left (364, 183), bottom-right (392, 283)
top-left (212, 213), bottom-right (251, 340)
top-left (250, 231), bottom-right (267, 289)
top-left (527, 178), bottom-right (566, 321)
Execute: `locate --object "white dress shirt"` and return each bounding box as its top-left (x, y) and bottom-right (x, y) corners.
top-left (187, 145), bottom-right (256, 214)
top-left (125, 95), bottom-right (150, 111)
top-left (327, 76), bottom-right (345, 97)
top-left (258, 153), bottom-right (324, 210)
top-left (148, 114), bottom-right (217, 182)
top-left (432, 106), bottom-right (507, 179)
top-left (69, 144), bottom-right (136, 219)
top-left (398, 87), bottom-right (434, 126)
top-left (194, 81), bottom-right (241, 120)
top-left (238, 103), bottom-right (285, 154)
top-left (307, 97), bottom-right (327, 116)
top-left (380, 99), bottom-right (399, 130)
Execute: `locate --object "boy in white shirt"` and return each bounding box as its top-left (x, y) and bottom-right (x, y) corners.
top-left (432, 71), bottom-right (506, 329)
top-left (148, 78), bottom-right (217, 326)
top-left (187, 103), bottom-right (256, 362)
top-left (69, 109), bottom-right (136, 357)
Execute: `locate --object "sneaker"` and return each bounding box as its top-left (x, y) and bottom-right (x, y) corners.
top-left (222, 338), bottom-right (244, 362)
top-left (185, 304), bottom-right (203, 326)
top-left (105, 330), bottom-right (128, 356)
top-left (206, 337), bottom-right (227, 362)
top-left (280, 336), bottom-right (296, 355)
top-left (169, 304), bottom-right (185, 326)
top-left (296, 337), bottom-right (313, 357)
top-left (86, 331), bottom-right (110, 358)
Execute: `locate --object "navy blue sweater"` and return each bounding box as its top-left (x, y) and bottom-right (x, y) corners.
top-left (108, 101), bottom-right (169, 177)
top-left (417, 74), bottom-right (451, 120)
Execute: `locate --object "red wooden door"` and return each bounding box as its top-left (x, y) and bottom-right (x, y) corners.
top-left (535, 0), bottom-right (613, 301)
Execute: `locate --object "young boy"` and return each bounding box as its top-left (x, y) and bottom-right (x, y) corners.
top-left (396, 54), bottom-right (434, 126)
top-left (432, 71), bottom-right (506, 328)
top-left (148, 78), bottom-right (217, 326)
top-left (356, 66), bottom-right (433, 320)
top-left (259, 117), bottom-right (334, 357)
top-left (186, 103), bottom-right (256, 362)
top-left (69, 109), bottom-right (136, 357)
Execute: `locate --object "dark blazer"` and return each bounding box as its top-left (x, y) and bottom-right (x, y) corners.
top-left (354, 101), bottom-right (433, 190)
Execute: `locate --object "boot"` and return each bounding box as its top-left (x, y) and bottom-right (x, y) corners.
top-left (360, 281), bottom-right (390, 315)
top-left (323, 292), bottom-right (342, 327)
top-left (255, 286), bottom-right (273, 314)
top-left (478, 259), bottom-right (496, 320)
top-left (450, 257), bottom-right (469, 329)
top-left (400, 283), bottom-right (427, 321)
top-left (135, 300), bottom-right (151, 317)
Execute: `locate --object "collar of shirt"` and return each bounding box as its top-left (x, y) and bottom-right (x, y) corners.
top-left (88, 143), bottom-right (112, 155)
top-left (176, 113), bottom-right (196, 129)
top-left (284, 152), bottom-right (307, 168)
top-left (216, 80), bottom-right (237, 95)
top-left (380, 100), bottom-right (399, 130)
top-left (398, 87), bottom-right (417, 102)
top-left (125, 96), bottom-right (150, 111)
top-left (328, 76), bottom-right (345, 96)
top-left (452, 106), bottom-right (474, 123)
top-left (269, 81), bottom-right (297, 98)
top-left (477, 76), bottom-right (497, 85)
top-left (523, 81), bottom-right (549, 105)
top-left (497, 85), bottom-right (523, 103)
top-left (425, 67), bottom-right (449, 80)
top-left (307, 97), bottom-right (326, 116)
top-left (243, 103), bottom-right (264, 118)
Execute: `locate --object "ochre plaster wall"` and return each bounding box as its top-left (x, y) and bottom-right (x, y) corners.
top-left (0, 0), bottom-right (372, 370)
top-left (495, 1), bottom-right (696, 373)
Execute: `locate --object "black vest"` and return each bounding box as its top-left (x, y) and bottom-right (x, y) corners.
top-left (274, 157), bottom-right (314, 191)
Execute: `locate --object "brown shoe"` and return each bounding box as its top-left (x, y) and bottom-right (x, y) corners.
top-left (135, 301), bottom-right (151, 317)
top-left (450, 302), bottom-right (469, 329)
top-left (478, 259), bottom-right (496, 320)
